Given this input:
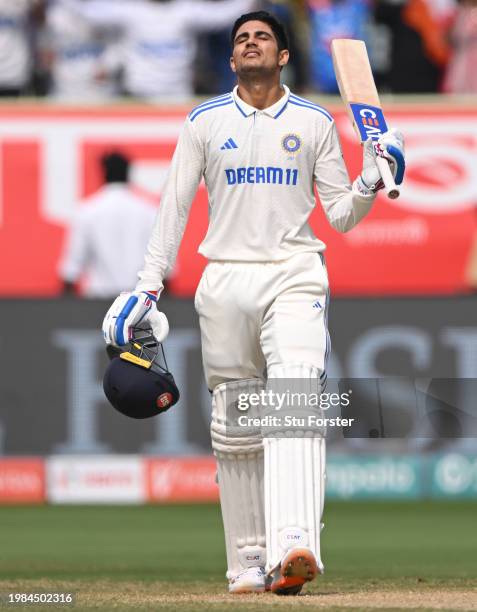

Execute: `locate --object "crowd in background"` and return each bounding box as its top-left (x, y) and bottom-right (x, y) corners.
top-left (0, 0), bottom-right (475, 102)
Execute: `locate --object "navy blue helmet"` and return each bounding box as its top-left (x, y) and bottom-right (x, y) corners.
top-left (103, 328), bottom-right (179, 419)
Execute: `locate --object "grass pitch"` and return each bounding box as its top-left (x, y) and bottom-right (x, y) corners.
top-left (0, 501), bottom-right (475, 611)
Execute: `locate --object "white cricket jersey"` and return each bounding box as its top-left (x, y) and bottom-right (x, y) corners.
top-left (45, 3), bottom-right (115, 101)
top-left (136, 86), bottom-right (376, 293)
top-left (63, 0), bottom-right (254, 99)
top-left (59, 184), bottom-right (156, 298)
top-left (0, 0), bottom-right (35, 88)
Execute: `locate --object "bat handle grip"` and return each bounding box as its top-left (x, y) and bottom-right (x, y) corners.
top-left (376, 156), bottom-right (400, 200)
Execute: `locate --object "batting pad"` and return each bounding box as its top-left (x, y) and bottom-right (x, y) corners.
top-left (211, 380), bottom-right (266, 579)
top-left (264, 363), bottom-right (326, 573)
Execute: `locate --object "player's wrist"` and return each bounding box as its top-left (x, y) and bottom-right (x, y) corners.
top-left (142, 290), bottom-right (158, 302)
top-left (353, 175), bottom-right (379, 197)
top-left (135, 283), bottom-right (164, 300)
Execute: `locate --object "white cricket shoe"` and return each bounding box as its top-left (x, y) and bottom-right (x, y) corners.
top-left (228, 566), bottom-right (267, 594)
top-left (269, 547), bottom-right (321, 596)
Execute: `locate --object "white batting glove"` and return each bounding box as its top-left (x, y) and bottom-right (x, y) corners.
top-left (102, 290), bottom-right (169, 347)
top-left (356, 128), bottom-right (405, 195)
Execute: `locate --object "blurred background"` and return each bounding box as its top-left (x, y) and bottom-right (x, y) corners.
top-left (0, 0), bottom-right (477, 507)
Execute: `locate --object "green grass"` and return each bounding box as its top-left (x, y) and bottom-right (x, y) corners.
top-left (0, 502), bottom-right (475, 610)
top-left (322, 501), bottom-right (476, 584)
top-left (0, 504), bottom-right (224, 582)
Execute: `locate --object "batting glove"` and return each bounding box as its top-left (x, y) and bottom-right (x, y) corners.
top-left (356, 128), bottom-right (405, 195)
top-left (102, 290), bottom-right (169, 347)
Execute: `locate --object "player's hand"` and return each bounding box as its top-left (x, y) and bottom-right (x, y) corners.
top-left (375, 128), bottom-right (405, 185)
top-left (102, 291), bottom-right (169, 347)
top-left (358, 128), bottom-right (405, 194)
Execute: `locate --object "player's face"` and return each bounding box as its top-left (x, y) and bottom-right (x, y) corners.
top-left (230, 20), bottom-right (289, 78)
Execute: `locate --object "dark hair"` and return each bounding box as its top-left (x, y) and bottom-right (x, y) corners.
top-left (231, 11), bottom-right (289, 52)
top-left (101, 151), bottom-right (130, 183)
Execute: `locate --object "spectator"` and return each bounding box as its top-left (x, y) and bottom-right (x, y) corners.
top-left (41, 0), bottom-right (119, 101)
top-left (59, 0), bottom-right (255, 101)
top-left (307, 0), bottom-right (372, 93)
top-left (443, 0), bottom-right (477, 93)
top-left (261, 0), bottom-right (308, 90)
top-left (0, 0), bottom-right (44, 96)
top-left (59, 152), bottom-right (157, 298)
top-left (423, 0), bottom-right (457, 31)
top-left (375, 0), bottom-right (452, 93)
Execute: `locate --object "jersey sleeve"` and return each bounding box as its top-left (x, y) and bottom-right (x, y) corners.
top-left (135, 119), bottom-right (205, 293)
top-left (313, 119), bottom-right (376, 233)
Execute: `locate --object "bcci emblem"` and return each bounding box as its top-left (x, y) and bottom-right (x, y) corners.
top-left (282, 133), bottom-right (301, 155)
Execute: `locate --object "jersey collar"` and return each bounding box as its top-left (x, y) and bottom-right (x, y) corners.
top-left (233, 85), bottom-right (290, 119)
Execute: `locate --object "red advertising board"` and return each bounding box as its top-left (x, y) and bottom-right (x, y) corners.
top-left (145, 457), bottom-right (218, 503)
top-left (0, 103), bottom-right (475, 296)
top-left (0, 458), bottom-right (45, 503)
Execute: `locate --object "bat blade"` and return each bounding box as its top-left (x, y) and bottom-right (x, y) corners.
top-left (331, 38), bottom-right (400, 199)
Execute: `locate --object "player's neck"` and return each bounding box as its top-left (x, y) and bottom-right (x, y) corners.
top-left (236, 78), bottom-right (284, 110)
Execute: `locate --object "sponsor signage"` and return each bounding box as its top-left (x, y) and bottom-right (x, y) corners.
top-left (0, 459), bottom-right (45, 503)
top-left (430, 453), bottom-right (477, 498)
top-left (145, 457), bottom-right (218, 503)
top-left (47, 456), bottom-right (145, 503)
top-left (326, 453), bottom-right (477, 499)
top-left (0, 104), bottom-right (475, 296)
top-left (326, 455), bottom-right (422, 499)
top-left (1, 454), bottom-right (477, 503)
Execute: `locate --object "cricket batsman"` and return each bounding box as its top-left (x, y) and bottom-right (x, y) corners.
top-left (102, 11), bottom-right (405, 595)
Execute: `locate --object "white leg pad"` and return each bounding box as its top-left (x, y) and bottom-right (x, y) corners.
top-left (211, 380), bottom-right (266, 579)
top-left (264, 363), bottom-right (326, 573)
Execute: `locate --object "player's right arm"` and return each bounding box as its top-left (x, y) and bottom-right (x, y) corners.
top-left (102, 118), bottom-right (205, 347)
top-left (136, 119), bottom-right (205, 294)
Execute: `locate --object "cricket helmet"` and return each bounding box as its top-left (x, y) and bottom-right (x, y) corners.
top-left (103, 328), bottom-right (179, 419)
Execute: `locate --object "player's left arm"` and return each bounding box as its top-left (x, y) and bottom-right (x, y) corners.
top-left (314, 120), bottom-right (405, 232)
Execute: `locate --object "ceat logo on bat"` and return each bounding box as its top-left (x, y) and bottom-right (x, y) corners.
top-left (350, 103), bottom-right (388, 141)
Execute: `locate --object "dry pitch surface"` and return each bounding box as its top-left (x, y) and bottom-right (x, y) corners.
top-left (0, 580), bottom-right (476, 612)
top-left (0, 502), bottom-right (475, 611)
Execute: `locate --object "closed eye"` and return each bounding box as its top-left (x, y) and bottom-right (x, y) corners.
top-left (234, 33), bottom-right (249, 45)
top-left (234, 30), bottom-right (274, 46)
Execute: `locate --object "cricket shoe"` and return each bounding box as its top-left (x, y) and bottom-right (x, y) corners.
top-left (269, 547), bottom-right (321, 595)
top-left (228, 566), bottom-right (267, 594)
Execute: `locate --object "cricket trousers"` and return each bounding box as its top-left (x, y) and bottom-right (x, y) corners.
top-left (195, 251), bottom-right (329, 578)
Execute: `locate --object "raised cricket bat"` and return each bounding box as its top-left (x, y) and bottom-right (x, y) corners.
top-left (331, 38), bottom-right (400, 200)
